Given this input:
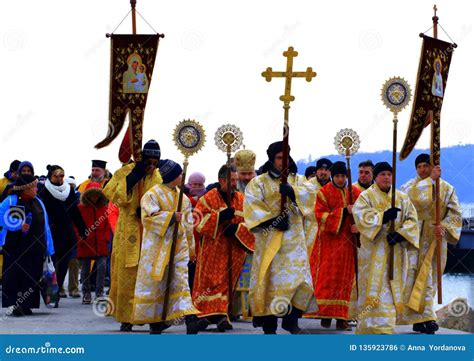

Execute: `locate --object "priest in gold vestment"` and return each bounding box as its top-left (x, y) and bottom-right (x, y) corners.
top-left (244, 141), bottom-right (317, 334)
top-left (400, 153), bottom-right (462, 334)
top-left (352, 162), bottom-right (419, 334)
top-left (103, 140), bottom-right (162, 332)
top-left (133, 159), bottom-right (200, 334)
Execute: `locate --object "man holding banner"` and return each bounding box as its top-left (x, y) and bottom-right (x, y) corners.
top-left (400, 153), bottom-right (461, 334)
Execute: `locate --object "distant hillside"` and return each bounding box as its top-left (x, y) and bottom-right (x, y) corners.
top-left (297, 144), bottom-right (474, 204)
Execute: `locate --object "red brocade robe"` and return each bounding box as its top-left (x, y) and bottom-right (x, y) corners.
top-left (192, 188), bottom-right (255, 319)
top-left (307, 182), bottom-right (361, 320)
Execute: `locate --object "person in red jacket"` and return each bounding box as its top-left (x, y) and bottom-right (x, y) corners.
top-left (77, 182), bottom-right (111, 304)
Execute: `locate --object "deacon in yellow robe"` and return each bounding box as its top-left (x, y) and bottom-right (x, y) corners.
top-left (102, 140), bottom-right (162, 332)
top-left (244, 141), bottom-right (317, 334)
top-left (352, 162), bottom-right (419, 334)
top-left (133, 159), bottom-right (200, 334)
top-left (400, 154), bottom-right (462, 334)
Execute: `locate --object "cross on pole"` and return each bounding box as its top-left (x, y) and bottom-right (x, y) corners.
top-left (262, 46), bottom-right (316, 212)
top-left (262, 47), bottom-right (316, 105)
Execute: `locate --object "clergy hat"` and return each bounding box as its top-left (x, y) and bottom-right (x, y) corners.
top-left (330, 161), bottom-right (347, 177)
top-left (142, 139), bottom-right (161, 160)
top-left (373, 162), bottom-right (392, 178)
top-left (263, 141), bottom-right (297, 174)
top-left (158, 159), bottom-right (182, 184)
top-left (266, 141), bottom-right (289, 161)
top-left (305, 166), bottom-right (317, 178)
top-left (235, 149), bottom-right (256, 172)
top-left (13, 174), bottom-right (38, 191)
top-left (415, 153), bottom-right (430, 167)
top-left (315, 158), bottom-right (333, 171)
top-left (92, 160), bottom-right (107, 169)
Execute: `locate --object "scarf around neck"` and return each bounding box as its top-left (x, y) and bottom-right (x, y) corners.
top-left (45, 179), bottom-right (71, 201)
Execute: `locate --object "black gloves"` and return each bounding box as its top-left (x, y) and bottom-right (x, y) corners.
top-left (258, 214), bottom-right (289, 232)
top-left (279, 183), bottom-right (296, 203)
top-left (274, 214), bottom-right (289, 231)
top-left (387, 232), bottom-right (406, 246)
top-left (382, 207), bottom-right (401, 224)
top-left (218, 208), bottom-right (235, 224)
top-left (126, 161), bottom-right (147, 193)
top-left (223, 223), bottom-right (239, 238)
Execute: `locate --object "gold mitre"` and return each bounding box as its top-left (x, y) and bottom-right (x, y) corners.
top-left (235, 149), bottom-right (256, 172)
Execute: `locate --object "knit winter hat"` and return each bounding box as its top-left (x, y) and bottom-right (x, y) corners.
top-left (158, 159), bottom-right (182, 184)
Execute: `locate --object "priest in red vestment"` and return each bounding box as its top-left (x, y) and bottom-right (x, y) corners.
top-left (306, 161), bottom-right (361, 330)
top-left (192, 165), bottom-right (255, 332)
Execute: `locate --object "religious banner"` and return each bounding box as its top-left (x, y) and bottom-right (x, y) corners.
top-left (399, 35), bottom-right (455, 162)
top-left (95, 34), bottom-right (161, 162)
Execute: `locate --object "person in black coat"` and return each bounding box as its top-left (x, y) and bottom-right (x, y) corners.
top-left (1, 175), bottom-right (50, 316)
top-left (38, 165), bottom-right (86, 307)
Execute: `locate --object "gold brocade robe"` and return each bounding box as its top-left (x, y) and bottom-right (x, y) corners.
top-left (352, 184), bottom-right (419, 334)
top-left (102, 164), bottom-right (161, 323)
top-left (244, 173), bottom-right (318, 317)
top-left (133, 184), bottom-right (198, 323)
top-left (400, 177), bottom-right (461, 323)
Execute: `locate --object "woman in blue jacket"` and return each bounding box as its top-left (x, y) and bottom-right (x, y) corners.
top-left (0, 174), bottom-right (54, 316)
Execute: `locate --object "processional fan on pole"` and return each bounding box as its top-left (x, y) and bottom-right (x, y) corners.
top-left (380, 77), bottom-right (412, 282)
top-left (399, 5), bottom-right (457, 305)
top-left (214, 124), bottom-right (244, 316)
top-left (161, 119), bottom-right (206, 322)
top-left (334, 128), bottom-right (361, 295)
top-left (261, 47), bottom-right (316, 212)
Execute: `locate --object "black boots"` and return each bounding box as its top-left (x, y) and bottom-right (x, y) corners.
top-left (149, 315), bottom-right (201, 334)
top-left (413, 320), bottom-right (439, 334)
top-left (185, 315), bottom-right (200, 335)
top-left (282, 308), bottom-right (303, 334)
top-left (216, 316), bottom-right (233, 333)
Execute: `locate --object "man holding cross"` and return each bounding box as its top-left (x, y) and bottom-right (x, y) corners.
top-left (244, 141), bottom-right (317, 334)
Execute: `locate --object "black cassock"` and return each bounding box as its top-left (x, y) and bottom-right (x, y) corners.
top-left (2, 197), bottom-right (46, 309)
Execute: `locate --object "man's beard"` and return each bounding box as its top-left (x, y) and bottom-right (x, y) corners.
top-left (317, 176), bottom-right (330, 186)
top-left (91, 176), bottom-right (104, 183)
top-left (239, 179), bottom-right (249, 187)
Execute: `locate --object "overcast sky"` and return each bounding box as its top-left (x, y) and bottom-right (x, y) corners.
top-left (1, 0), bottom-right (472, 182)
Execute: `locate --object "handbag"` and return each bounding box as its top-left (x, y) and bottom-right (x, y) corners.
top-left (39, 256), bottom-right (59, 308)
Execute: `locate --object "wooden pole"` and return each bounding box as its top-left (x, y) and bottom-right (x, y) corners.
top-left (225, 145), bottom-right (234, 318)
top-left (162, 158), bottom-right (188, 322)
top-left (131, 0), bottom-right (137, 34)
top-left (432, 4), bottom-right (443, 304)
top-left (345, 148), bottom-right (359, 297)
top-left (389, 113), bottom-right (398, 280)
top-left (280, 103), bottom-right (290, 212)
